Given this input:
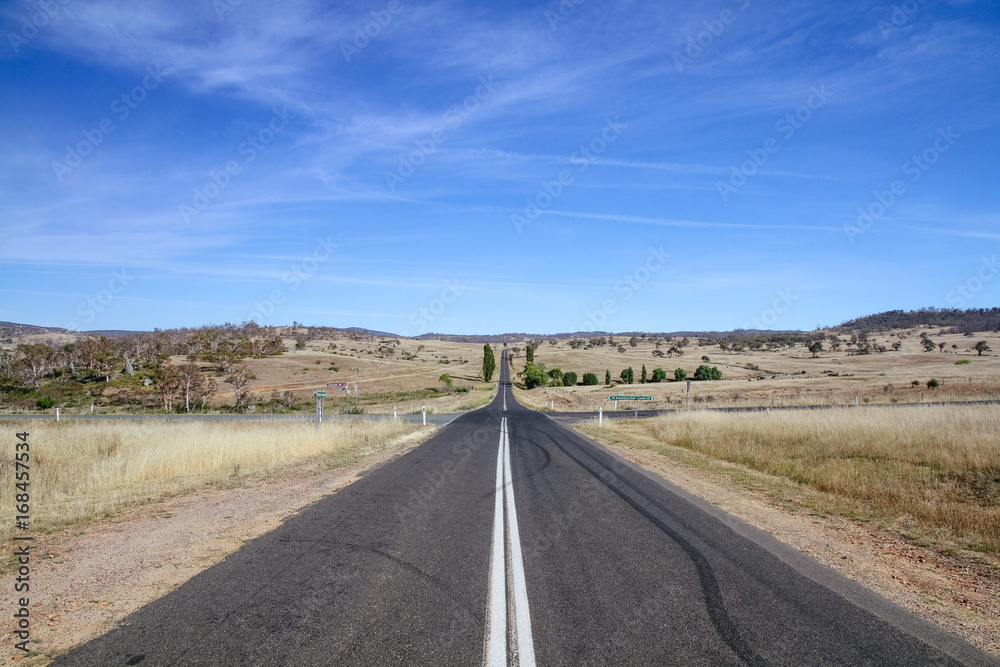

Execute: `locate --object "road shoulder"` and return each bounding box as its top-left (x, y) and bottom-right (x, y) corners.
top-left (574, 423), bottom-right (1000, 661)
top-left (2, 428), bottom-right (436, 666)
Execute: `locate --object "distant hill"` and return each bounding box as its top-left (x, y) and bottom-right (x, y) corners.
top-left (837, 308), bottom-right (1000, 333)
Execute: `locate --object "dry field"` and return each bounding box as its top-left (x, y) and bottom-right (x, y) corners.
top-left (209, 336), bottom-right (496, 414)
top-left (578, 405), bottom-right (1000, 556)
top-left (512, 328), bottom-right (1000, 412)
top-left (0, 419), bottom-right (423, 541)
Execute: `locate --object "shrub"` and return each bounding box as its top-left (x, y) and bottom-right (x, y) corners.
top-left (651, 368), bottom-right (667, 382)
top-left (693, 365), bottom-right (722, 381)
top-left (674, 368), bottom-right (687, 382)
top-left (521, 362), bottom-right (547, 389)
top-left (956, 359), bottom-right (971, 365)
top-left (927, 378), bottom-right (940, 389)
top-left (562, 371), bottom-right (578, 386)
top-left (582, 372), bottom-right (599, 386)
top-left (701, 356), bottom-right (711, 363)
top-left (36, 396), bottom-right (55, 409)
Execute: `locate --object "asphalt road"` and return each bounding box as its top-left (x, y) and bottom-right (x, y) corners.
top-left (50, 351), bottom-right (999, 666)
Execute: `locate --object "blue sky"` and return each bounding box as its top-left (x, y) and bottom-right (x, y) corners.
top-left (1, 0), bottom-right (998, 336)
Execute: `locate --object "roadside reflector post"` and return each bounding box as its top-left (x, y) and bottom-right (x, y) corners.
top-left (422, 405), bottom-right (426, 426)
top-left (856, 396), bottom-right (859, 407)
top-left (394, 406), bottom-right (397, 420)
top-left (634, 404), bottom-right (638, 421)
top-left (56, 407), bottom-right (59, 422)
top-left (91, 402), bottom-right (94, 414)
top-left (355, 384), bottom-right (359, 410)
top-left (599, 406), bottom-right (603, 428)
top-left (686, 379), bottom-right (692, 410)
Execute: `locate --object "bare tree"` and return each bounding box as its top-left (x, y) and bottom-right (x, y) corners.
top-left (16, 344), bottom-right (55, 390)
top-left (226, 365), bottom-right (257, 411)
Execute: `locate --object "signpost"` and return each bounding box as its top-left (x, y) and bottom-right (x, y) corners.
top-left (313, 390), bottom-right (327, 427)
top-left (609, 396), bottom-right (652, 420)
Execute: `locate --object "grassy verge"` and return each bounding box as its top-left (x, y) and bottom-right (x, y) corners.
top-left (577, 405), bottom-right (1000, 556)
top-left (0, 419), bottom-right (424, 541)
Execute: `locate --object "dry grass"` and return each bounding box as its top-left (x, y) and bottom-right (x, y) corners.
top-left (0, 419), bottom-right (422, 540)
top-left (580, 405), bottom-right (1000, 554)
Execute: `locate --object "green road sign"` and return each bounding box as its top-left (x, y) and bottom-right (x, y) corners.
top-left (314, 391), bottom-right (327, 398)
top-left (608, 396), bottom-right (653, 400)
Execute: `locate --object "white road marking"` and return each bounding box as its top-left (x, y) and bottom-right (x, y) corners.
top-left (484, 417), bottom-right (537, 667)
top-left (485, 421), bottom-right (508, 666)
top-left (504, 418), bottom-right (536, 666)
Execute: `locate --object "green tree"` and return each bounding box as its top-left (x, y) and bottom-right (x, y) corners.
top-left (973, 341), bottom-right (992, 356)
top-left (651, 368), bottom-right (667, 382)
top-left (547, 368), bottom-right (564, 386)
top-left (582, 372), bottom-right (599, 386)
top-left (482, 344), bottom-right (496, 382)
top-left (808, 341), bottom-right (824, 358)
top-left (693, 365), bottom-right (722, 381)
top-left (520, 362), bottom-right (547, 389)
top-left (927, 378), bottom-right (940, 389)
top-left (620, 367), bottom-right (635, 384)
top-left (525, 344), bottom-right (535, 363)
top-left (605, 370), bottom-right (611, 386)
top-left (562, 371), bottom-right (578, 386)
top-left (641, 364), bottom-right (647, 383)
top-left (439, 373), bottom-right (453, 388)
top-left (674, 368), bottom-right (687, 382)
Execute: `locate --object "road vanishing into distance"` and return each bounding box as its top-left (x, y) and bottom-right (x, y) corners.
top-left (51, 351), bottom-right (998, 666)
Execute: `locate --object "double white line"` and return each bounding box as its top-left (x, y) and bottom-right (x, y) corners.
top-left (485, 417), bottom-right (536, 667)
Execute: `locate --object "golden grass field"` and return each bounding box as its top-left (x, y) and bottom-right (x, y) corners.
top-left (578, 404), bottom-right (1000, 555)
top-left (0, 419), bottom-right (423, 541)
top-left (511, 328), bottom-right (1000, 413)
top-left (210, 336), bottom-right (496, 414)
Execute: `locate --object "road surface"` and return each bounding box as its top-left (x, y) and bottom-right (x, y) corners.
top-left (51, 351), bottom-right (998, 666)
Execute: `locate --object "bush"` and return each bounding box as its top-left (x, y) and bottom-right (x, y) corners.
top-left (651, 368), bottom-right (667, 382)
top-left (693, 365), bottom-right (722, 381)
top-left (956, 359), bottom-right (971, 365)
top-left (927, 378), bottom-right (940, 389)
top-left (582, 372), bottom-right (599, 386)
top-left (674, 368), bottom-right (687, 382)
top-left (562, 371), bottom-right (578, 386)
top-left (36, 396), bottom-right (55, 409)
top-left (521, 362), bottom-right (548, 389)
